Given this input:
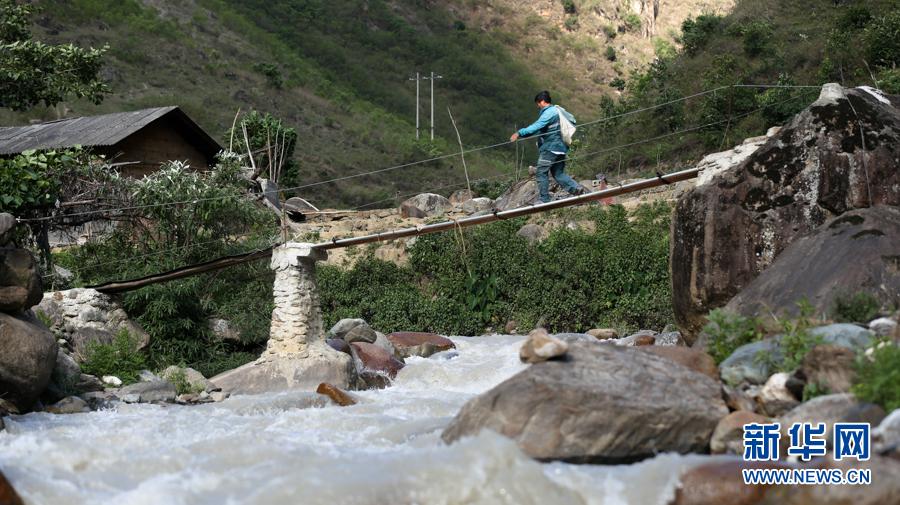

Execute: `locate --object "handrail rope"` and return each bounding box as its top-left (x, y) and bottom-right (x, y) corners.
top-left (16, 84), bottom-right (822, 223)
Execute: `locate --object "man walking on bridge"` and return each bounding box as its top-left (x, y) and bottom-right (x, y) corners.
top-left (510, 91), bottom-right (588, 203)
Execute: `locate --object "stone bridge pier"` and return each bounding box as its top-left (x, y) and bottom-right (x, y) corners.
top-left (210, 243), bottom-right (357, 394)
top-left (264, 243), bottom-right (327, 358)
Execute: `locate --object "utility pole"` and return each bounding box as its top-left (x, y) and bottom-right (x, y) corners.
top-left (424, 71), bottom-right (443, 140)
top-left (408, 72), bottom-right (421, 140)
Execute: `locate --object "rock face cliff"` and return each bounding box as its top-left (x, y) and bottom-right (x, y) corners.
top-left (671, 85), bottom-right (900, 341)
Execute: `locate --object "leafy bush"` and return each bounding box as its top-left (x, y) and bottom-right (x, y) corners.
top-left (852, 342), bottom-right (900, 411)
top-left (320, 203), bottom-right (674, 335)
top-left (702, 308), bottom-right (763, 364)
top-left (81, 329), bottom-right (147, 384)
top-left (777, 300), bottom-right (822, 372)
top-left (680, 14), bottom-right (723, 56)
top-left (609, 77), bottom-right (626, 91)
top-left (252, 62), bottom-right (283, 88)
top-left (832, 292), bottom-right (880, 323)
top-left (564, 16), bottom-right (579, 31)
top-left (605, 46), bottom-right (616, 61)
top-left (623, 14), bottom-right (642, 32)
top-left (863, 12), bottom-right (900, 69)
top-left (561, 0), bottom-right (576, 15)
top-left (740, 21), bottom-right (774, 57)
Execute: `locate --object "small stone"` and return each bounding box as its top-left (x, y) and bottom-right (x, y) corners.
top-left (45, 396), bottom-right (90, 414)
top-left (138, 370), bottom-right (159, 382)
top-left (316, 382), bottom-right (357, 406)
top-left (519, 328), bottom-right (569, 363)
top-left (326, 338), bottom-right (351, 354)
top-left (79, 391), bottom-right (118, 410)
top-left (119, 379), bottom-right (177, 404)
top-left (587, 328), bottom-right (618, 340)
top-left (504, 320), bottom-right (519, 334)
top-left (76, 374), bottom-right (104, 393)
top-left (326, 318), bottom-right (368, 340)
top-left (654, 331), bottom-right (687, 346)
top-left (615, 330), bottom-right (657, 346)
top-left (102, 375), bottom-right (122, 387)
top-left (176, 393), bottom-right (199, 404)
top-left (723, 385), bottom-right (757, 412)
top-left (210, 391), bottom-right (229, 402)
top-left (386, 332), bottom-right (455, 358)
top-left (711, 411), bottom-right (772, 455)
top-left (798, 344), bottom-right (856, 394)
top-left (758, 372), bottom-right (800, 417)
top-left (869, 317), bottom-right (898, 337)
top-left (342, 324), bottom-right (378, 344)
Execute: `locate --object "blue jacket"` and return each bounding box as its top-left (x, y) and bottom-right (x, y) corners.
top-left (518, 104), bottom-right (567, 154)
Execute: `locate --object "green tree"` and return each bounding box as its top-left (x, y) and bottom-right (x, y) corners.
top-left (0, 0), bottom-right (108, 110)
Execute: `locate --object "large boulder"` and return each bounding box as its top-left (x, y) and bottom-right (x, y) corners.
top-left (671, 85), bottom-right (900, 341)
top-left (492, 177), bottom-right (570, 211)
top-left (461, 197), bottom-right (494, 214)
top-left (350, 342), bottom-right (404, 388)
top-left (726, 206), bottom-right (900, 320)
top-left (779, 393), bottom-right (886, 447)
top-left (211, 342), bottom-right (358, 395)
top-left (0, 247), bottom-right (42, 313)
top-left (441, 343), bottom-right (728, 463)
top-left (119, 379), bottom-right (177, 404)
top-left (36, 288), bottom-right (150, 360)
top-left (0, 311), bottom-right (58, 410)
top-left (400, 193), bottom-right (452, 218)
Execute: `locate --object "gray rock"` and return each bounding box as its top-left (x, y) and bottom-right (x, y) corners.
top-left (493, 177), bottom-right (568, 211)
top-left (372, 332), bottom-right (400, 359)
top-left (673, 86), bottom-right (900, 342)
top-left (37, 288), bottom-right (150, 361)
top-left (780, 394), bottom-right (886, 448)
top-left (448, 189), bottom-right (474, 205)
top-left (119, 379), bottom-right (177, 404)
top-left (326, 318), bottom-right (368, 340)
top-left (343, 324), bottom-right (377, 344)
top-left (80, 391), bottom-right (118, 410)
top-left (208, 318), bottom-right (242, 343)
top-left (720, 338), bottom-right (783, 386)
top-left (615, 330), bottom-right (658, 346)
top-left (52, 265), bottom-right (75, 286)
top-left (809, 323), bottom-right (875, 350)
top-left (874, 409), bottom-right (900, 453)
top-left (552, 333), bottom-right (597, 344)
top-left (757, 372), bottom-right (799, 417)
top-left (0, 212), bottom-right (16, 246)
top-left (516, 223), bottom-right (547, 245)
top-left (400, 193), bottom-right (452, 218)
top-left (710, 411), bottom-right (771, 455)
top-left (210, 391), bottom-right (229, 402)
top-left (869, 317), bottom-right (898, 337)
top-left (45, 396), bottom-right (90, 414)
top-left (461, 197), bottom-right (493, 214)
top-left (211, 342), bottom-right (358, 394)
top-left (161, 366), bottom-right (218, 393)
top-left (0, 311), bottom-right (58, 410)
top-left (75, 374), bottom-right (104, 393)
top-left (45, 350), bottom-right (82, 402)
top-left (0, 248), bottom-right (43, 312)
top-left (102, 375), bottom-right (122, 387)
top-left (442, 342), bottom-right (728, 463)
top-left (138, 370), bottom-right (160, 382)
top-left (518, 328), bottom-right (568, 363)
top-left (655, 331), bottom-right (686, 346)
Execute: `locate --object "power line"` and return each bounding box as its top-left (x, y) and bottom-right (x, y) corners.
top-left (16, 84), bottom-right (823, 223)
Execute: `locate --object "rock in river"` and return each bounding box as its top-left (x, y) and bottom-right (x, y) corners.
top-left (442, 342), bottom-right (728, 463)
top-left (386, 332), bottom-right (455, 358)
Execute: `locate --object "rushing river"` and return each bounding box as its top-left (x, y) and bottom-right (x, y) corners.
top-left (1, 335), bottom-right (714, 504)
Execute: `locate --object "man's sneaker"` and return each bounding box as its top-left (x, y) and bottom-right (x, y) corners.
top-left (573, 185), bottom-right (591, 196)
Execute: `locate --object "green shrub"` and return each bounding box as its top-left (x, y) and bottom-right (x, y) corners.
top-left (777, 300), bottom-right (822, 372)
top-left (252, 62), bottom-right (283, 88)
top-left (623, 14), bottom-right (642, 32)
top-left (81, 329), bottom-right (147, 384)
top-left (609, 76), bottom-right (626, 90)
top-left (605, 46), bottom-right (616, 61)
top-left (602, 24), bottom-right (617, 39)
top-left (832, 292), bottom-right (880, 323)
top-left (564, 16), bottom-right (579, 31)
top-left (702, 309), bottom-right (763, 364)
top-left (852, 342), bottom-right (900, 411)
top-left (680, 14), bottom-right (723, 55)
top-left (741, 21), bottom-right (774, 57)
top-left (863, 12), bottom-right (900, 69)
top-left (561, 0), bottom-right (576, 14)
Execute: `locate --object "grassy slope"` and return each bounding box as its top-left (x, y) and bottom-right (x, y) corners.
top-left (1, 0), bottom-right (730, 208)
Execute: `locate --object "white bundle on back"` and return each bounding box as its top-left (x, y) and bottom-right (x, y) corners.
top-left (556, 106), bottom-right (577, 146)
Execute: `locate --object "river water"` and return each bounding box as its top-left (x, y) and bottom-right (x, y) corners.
top-left (0, 335), bottom-right (713, 504)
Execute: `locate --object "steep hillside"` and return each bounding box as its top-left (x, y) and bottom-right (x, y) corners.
top-left (0, 0), bottom-right (733, 208)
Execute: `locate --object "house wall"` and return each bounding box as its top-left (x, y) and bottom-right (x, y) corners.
top-left (104, 117), bottom-right (214, 177)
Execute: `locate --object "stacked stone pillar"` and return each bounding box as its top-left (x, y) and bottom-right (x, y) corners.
top-left (264, 242), bottom-right (327, 359)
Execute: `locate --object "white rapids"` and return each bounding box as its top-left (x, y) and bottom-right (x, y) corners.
top-left (0, 335), bottom-right (714, 505)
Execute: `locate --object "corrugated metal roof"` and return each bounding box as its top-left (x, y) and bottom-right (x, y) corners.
top-left (0, 106), bottom-right (221, 156)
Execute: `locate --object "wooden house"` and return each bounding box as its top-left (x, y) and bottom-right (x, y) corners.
top-left (0, 106), bottom-right (222, 177)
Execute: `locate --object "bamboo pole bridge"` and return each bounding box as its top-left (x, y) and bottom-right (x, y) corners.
top-left (88, 167), bottom-right (699, 295)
